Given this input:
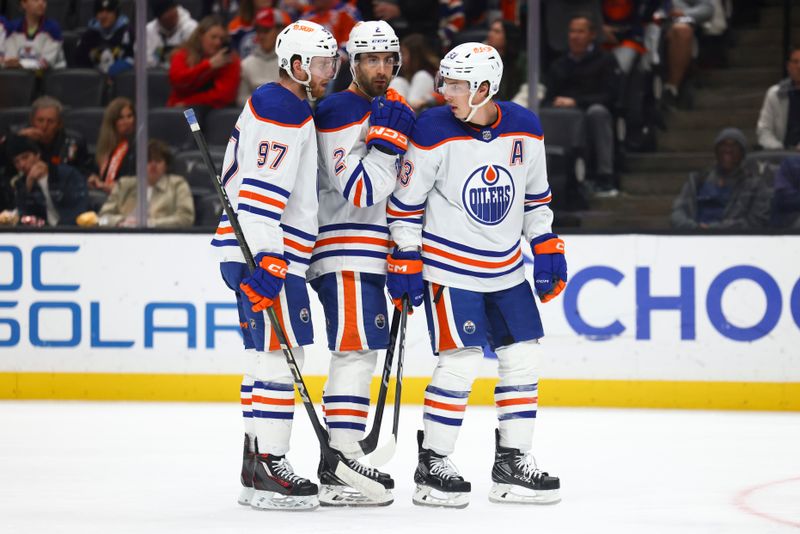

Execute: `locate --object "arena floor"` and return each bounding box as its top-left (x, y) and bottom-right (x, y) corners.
top-left (1, 402), bottom-right (798, 533)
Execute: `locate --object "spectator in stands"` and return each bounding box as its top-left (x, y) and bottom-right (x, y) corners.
top-left (601, 0), bottom-right (655, 75)
top-left (6, 135), bottom-right (88, 227)
top-left (671, 128), bottom-right (770, 230)
top-left (75, 0), bottom-right (134, 77)
top-left (13, 96), bottom-right (90, 175)
top-left (88, 97), bottom-right (136, 194)
top-left (757, 46), bottom-right (800, 151)
top-left (147, 0), bottom-right (199, 69)
top-left (237, 7), bottom-right (287, 107)
top-left (373, 0), bottom-right (460, 50)
top-left (227, 0), bottom-right (272, 59)
top-left (0, 15), bottom-right (7, 63)
top-left (655, 0), bottom-right (714, 109)
top-left (388, 34), bottom-right (439, 111)
top-left (2, 0), bottom-right (66, 70)
top-left (771, 156), bottom-right (800, 229)
top-left (168, 15), bottom-right (241, 109)
top-left (485, 19), bottom-right (525, 101)
top-left (544, 14), bottom-right (621, 196)
top-left (96, 139), bottom-right (195, 228)
top-left (303, 0), bottom-right (361, 49)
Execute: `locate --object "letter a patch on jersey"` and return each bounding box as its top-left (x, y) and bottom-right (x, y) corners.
top-left (510, 139), bottom-right (524, 166)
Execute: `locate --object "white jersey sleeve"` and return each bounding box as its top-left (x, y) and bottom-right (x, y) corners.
top-left (522, 131), bottom-right (555, 242)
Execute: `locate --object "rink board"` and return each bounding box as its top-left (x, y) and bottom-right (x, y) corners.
top-left (1, 233), bottom-right (799, 410)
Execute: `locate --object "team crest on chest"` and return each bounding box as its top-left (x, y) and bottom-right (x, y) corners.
top-left (461, 164), bottom-right (515, 225)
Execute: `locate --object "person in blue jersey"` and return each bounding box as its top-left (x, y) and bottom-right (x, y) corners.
top-left (385, 43), bottom-right (566, 507)
top-left (211, 20), bottom-right (340, 511)
top-left (310, 20), bottom-right (415, 507)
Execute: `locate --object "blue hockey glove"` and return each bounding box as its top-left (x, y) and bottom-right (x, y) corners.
top-left (240, 253), bottom-right (288, 312)
top-left (530, 233), bottom-right (567, 303)
top-left (367, 94), bottom-right (416, 155)
top-left (386, 249), bottom-right (424, 312)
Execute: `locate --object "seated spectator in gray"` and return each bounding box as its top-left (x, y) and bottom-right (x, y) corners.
top-left (75, 0), bottom-right (134, 77)
top-left (7, 135), bottom-right (88, 226)
top-left (98, 139), bottom-right (195, 228)
top-left (671, 128), bottom-right (770, 230)
top-left (544, 14), bottom-right (621, 196)
top-left (237, 7), bottom-right (286, 107)
top-left (657, 0), bottom-right (714, 108)
top-left (146, 0), bottom-right (198, 69)
top-left (771, 155), bottom-right (800, 229)
top-left (757, 46), bottom-right (800, 151)
top-left (12, 96), bottom-right (90, 175)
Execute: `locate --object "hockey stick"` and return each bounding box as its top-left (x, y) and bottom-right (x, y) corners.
top-left (336, 304), bottom-right (401, 459)
top-left (184, 109), bottom-right (384, 500)
top-left (370, 296), bottom-right (408, 467)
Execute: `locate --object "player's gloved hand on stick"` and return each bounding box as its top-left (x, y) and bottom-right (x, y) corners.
top-left (530, 233), bottom-right (567, 303)
top-left (240, 253), bottom-right (288, 312)
top-left (386, 249), bottom-right (424, 312)
top-left (367, 93), bottom-right (416, 155)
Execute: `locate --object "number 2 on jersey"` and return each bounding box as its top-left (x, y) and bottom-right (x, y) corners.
top-left (257, 140), bottom-right (289, 170)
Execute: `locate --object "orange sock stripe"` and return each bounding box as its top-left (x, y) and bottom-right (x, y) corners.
top-left (252, 395), bottom-right (295, 406)
top-left (433, 284), bottom-right (457, 352)
top-left (339, 272), bottom-right (363, 351)
top-left (216, 226), bottom-right (234, 234)
top-left (424, 398), bottom-right (467, 412)
top-left (323, 408), bottom-right (369, 417)
top-left (496, 397), bottom-right (538, 407)
top-left (240, 398), bottom-right (252, 406)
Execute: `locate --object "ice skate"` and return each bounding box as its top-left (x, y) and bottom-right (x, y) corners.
top-left (489, 429), bottom-right (560, 505)
top-left (412, 430), bottom-right (471, 508)
top-left (237, 434), bottom-right (256, 506)
top-left (250, 452), bottom-right (319, 511)
top-left (317, 453), bottom-right (394, 506)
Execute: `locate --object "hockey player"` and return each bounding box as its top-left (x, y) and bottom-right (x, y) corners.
top-left (386, 43), bottom-right (565, 508)
top-left (211, 20), bottom-right (340, 511)
top-left (308, 20), bottom-right (416, 507)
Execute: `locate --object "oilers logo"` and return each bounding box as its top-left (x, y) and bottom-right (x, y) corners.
top-left (461, 164), bottom-right (515, 225)
top-left (299, 308), bottom-right (310, 323)
top-left (375, 314), bottom-right (386, 329)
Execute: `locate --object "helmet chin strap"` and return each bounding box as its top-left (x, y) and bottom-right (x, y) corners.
top-left (287, 65), bottom-right (316, 101)
top-left (461, 90), bottom-right (493, 123)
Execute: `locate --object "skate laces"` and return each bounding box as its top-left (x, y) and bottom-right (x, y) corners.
top-left (269, 457), bottom-right (307, 485)
top-left (515, 453), bottom-right (545, 481)
top-left (430, 455), bottom-right (462, 480)
top-left (345, 458), bottom-right (381, 478)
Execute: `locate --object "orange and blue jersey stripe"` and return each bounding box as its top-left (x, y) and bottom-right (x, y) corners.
top-left (238, 178), bottom-right (290, 222)
top-left (386, 194), bottom-right (424, 225)
top-left (525, 188), bottom-right (552, 213)
top-left (421, 231), bottom-right (524, 279)
top-left (252, 380), bottom-right (295, 420)
top-left (311, 222), bottom-right (391, 264)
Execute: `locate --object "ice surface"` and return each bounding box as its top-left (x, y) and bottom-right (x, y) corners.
top-left (1, 402), bottom-right (798, 534)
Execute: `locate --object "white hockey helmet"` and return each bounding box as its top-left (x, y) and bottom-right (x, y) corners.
top-left (438, 42), bottom-right (504, 122)
top-left (346, 20), bottom-right (401, 78)
top-left (275, 20), bottom-right (339, 99)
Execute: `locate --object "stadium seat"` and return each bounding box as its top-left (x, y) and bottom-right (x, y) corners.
top-left (63, 107), bottom-right (105, 154)
top-left (174, 147), bottom-right (226, 196)
top-left (62, 30), bottom-right (81, 67)
top-left (148, 107), bottom-right (194, 150)
top-left (193, 192), bottom-right (223, 227)
top-left (540, 107), bottom-right (587, 210)
top-left (0, 70), bottom-right (36, 108)
top-left (181, 0), bottom-right (204, 20)
top-left (745, 151), bottom-right (798, 186)
top-left (114, 69), bottom-right (172, 108)
top-left (204, 108), bottom-right (241, 148)
top-left (0, 107), bottom-right (31, 136)
top-left (43, 69), bottom-right (105, 107)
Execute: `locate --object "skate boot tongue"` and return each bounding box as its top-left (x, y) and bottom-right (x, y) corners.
top-left (430, 454), bottom-right (464, 481)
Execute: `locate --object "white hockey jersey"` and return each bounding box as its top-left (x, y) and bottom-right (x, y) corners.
top-left (3, 17), bottom-right (65, 69)
top-left (307, 89), bottom-right (401, 281)
top-left (388, 102), bottom-right (554, 292)
top-left (211, 82), bottom-right (318, 278)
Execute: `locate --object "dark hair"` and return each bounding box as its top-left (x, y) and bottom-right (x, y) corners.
top-left (569, 13), bottom-right (596, 32)
top-left (400, 34), bottom-right (439, 81)
top-left (183, 15), bottom-right (226, 65)
top-left (493, 20), bottom-right (524, 100)
top-left (148, 139), bottom-right (173, 169)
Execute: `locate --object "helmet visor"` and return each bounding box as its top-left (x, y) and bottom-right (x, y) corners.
top-left (309, 55), bottom-right (341, 81)
top-left (435, 72), bottom-right (470, 97)
top-left (353, 53), bottom-right (401, 77)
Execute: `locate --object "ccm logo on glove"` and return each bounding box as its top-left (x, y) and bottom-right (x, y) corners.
top-left (367, 126), bottom-right (408, 151)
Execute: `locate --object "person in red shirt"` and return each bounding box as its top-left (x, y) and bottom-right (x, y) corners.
top-left (167, 15), bottom-right (241, 109)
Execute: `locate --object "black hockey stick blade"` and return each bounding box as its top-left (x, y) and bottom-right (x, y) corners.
top-left (337, 305), bottom-right (402, 459)
top-left (183, 108), bottom-right (384, 500)
top-left (370, 296), bottom-right (408, 467)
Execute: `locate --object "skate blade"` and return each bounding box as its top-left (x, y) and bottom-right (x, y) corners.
top-left (319, 484), bottom-right (393, 507)
top-left (250, 490), bottom-right (319, 511)
top-left (488, 483), bottom-right (561, 505)
top-left (412, 485), bottom-right (469, 509)
top-left (237, 486), bottom-right (254, 506)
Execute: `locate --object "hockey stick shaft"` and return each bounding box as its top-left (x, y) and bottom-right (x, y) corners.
top-left (184, 109), bottom-right (383, 498)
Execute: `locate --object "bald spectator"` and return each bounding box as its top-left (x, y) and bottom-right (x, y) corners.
top-left (757, 47), bottom-right (800, 151)
top-left (146, 0), bottom-right (199, 69)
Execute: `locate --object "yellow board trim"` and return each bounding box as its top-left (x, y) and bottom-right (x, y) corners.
top-left (1, 373), bottom-right (799, 411)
